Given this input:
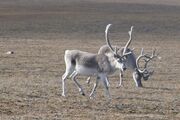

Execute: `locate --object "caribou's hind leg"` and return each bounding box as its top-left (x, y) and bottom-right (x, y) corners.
top-left (71, 71), bottom-right (85, 96)
top-left (61, 58), bottom-right (75, 97)
top-left (62, 71), bottom-right (73, 97)
top-left (89, 76), bottom-right (100, 99)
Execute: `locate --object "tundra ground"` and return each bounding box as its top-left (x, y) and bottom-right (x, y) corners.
top-left (0, 0), bottom-right (180, 119)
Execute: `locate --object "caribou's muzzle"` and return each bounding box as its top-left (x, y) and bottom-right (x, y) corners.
top-left (123, 67), bottom-right (127, 71)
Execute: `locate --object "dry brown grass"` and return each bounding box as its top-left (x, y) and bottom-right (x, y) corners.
top-left (0, 0), bottom-right (180, 120)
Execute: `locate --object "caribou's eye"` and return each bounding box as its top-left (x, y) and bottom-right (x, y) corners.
top-left (117, 58), bottom-right (122, 62)
top-left (120, 57), bottom-right (127, 62)
top-left (114, 54), bottom-right (119, 58)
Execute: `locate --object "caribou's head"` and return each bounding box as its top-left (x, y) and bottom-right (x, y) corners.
top-left (105, 24), bottom-right (133, 71)
top-left (136, 48), bottom-right (158, 81)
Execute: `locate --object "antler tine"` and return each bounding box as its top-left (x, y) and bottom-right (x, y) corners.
top-left (141, 48), bottom-right (144, 55)
top-left (145, 49), bottom-right (157, 60)
top-left (151, 49), bottom-right (157, 58)
top-left (143, 48), bottom-right (158, 68)
top-left (129, 26), bottom-right (134, 36)
top-left (105, 24), bottom-right (116, 55)
top-left (136, 48), bottom-right (147, 73)
top-left (132, 48), bottom-right (135, 51)
top-left (123, 26), bottom-right (134, 55)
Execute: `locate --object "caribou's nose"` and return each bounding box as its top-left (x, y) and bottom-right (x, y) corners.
top-left (123, 67), bottom-right (127, 71)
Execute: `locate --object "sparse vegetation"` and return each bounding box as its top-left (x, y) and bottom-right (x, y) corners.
top-left (0, 0), bottom-right (180, 120)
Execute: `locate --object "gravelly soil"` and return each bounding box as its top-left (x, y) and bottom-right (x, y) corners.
top-left (0, 0), bottom-right (180, 120)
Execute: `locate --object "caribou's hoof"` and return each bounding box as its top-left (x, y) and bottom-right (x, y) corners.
top-left (62, 93), bottom-right (66, 97)
top-left (89, 96), bottom-right (94, 100)
top-left (116, 84), bottom-right (123, 88)
top-left (89, 94), bottom-right (95, 99)
top-left (137, 85), bottom-right (143, 87)
top-left (81, 93), bottom-right (85, 96)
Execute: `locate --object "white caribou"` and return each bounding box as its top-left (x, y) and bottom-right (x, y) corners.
top-left (61, 24), bottom-right (131, 98)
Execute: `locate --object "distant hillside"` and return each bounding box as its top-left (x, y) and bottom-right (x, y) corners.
top-left (0, 0), bottom-right (180, 7)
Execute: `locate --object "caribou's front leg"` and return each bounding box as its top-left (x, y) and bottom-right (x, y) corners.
top-left (71, 71), bottom-right (85, 96)
top-left (105, 76), bottom-right (110, 87)
top-left (133, 71), bottom-right (143, 87)
top-left (86, 76), bottom-right (91, 84)
top-left (117, 70), bottom-right (123, 87)
top-left (102, 75), bottom-right (111, 99)
top-left (89, 74), bottom-right (111, 99)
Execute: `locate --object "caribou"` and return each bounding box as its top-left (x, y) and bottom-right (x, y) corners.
top-left (86, 26), bottom-right (158, 87)
top-left (61, 24), bottom-right (131, 99)
top-left (133, 48), bottom-right (158, 87)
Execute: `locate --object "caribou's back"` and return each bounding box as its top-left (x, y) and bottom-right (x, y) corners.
top-left (64, 50), bottom-right (113, 75)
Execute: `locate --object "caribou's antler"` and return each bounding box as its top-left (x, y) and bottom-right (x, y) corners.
top-left (105, 24), bottom-right (117, 55)
top-left (123, 26), bottom-right (134, 55)
top-left (105, 24), bottom-right (133, 57)
top-left (143, 49), bottom-right (158, 68)
top-left (136, 48), bottom-right (158, 73)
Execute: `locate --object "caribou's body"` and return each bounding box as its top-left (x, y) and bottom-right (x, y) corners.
top-left (62, 24), bottom-right (131, 99)
top-left (62, 50), bottom-right (121, 98)
top-left (64, 50), bottom-right (117, 75)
